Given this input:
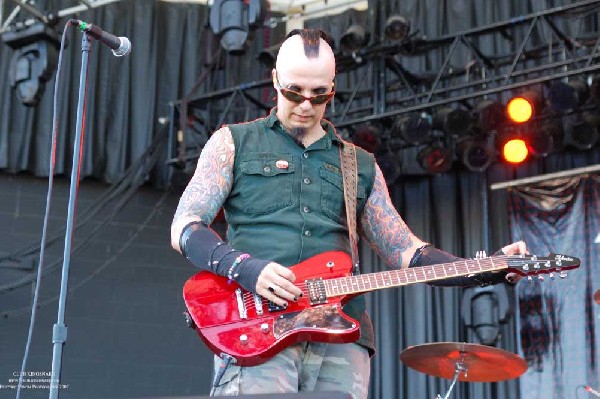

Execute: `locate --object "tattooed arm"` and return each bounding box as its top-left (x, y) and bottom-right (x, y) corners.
top-left (360, 164), bottom-right (426, 268)
top-left (170, 127), bottom-right (234, 252)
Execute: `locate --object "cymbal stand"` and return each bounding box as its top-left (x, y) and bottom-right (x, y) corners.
top-left (435, 358), bottom-right (468, 399)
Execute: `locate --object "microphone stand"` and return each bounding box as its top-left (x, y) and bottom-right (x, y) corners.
top-left (48, 31), bottom-right (93, 399)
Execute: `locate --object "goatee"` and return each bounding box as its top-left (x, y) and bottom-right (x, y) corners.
top-left (290, 127), bottom-right (308, 145)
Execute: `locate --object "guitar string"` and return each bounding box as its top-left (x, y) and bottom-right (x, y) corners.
top-left (237, 255), bottom-right (533, 310)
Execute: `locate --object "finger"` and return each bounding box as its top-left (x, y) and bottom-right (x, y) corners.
top-left (257, 285), bottom-right (288, 307)
top-left (270, 277), bottom-right (301, 301)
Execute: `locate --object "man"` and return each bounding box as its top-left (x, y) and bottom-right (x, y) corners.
top-left (171, 29), bottom-right (525, 398)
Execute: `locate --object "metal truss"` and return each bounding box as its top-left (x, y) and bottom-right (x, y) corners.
top-left (0, 0), bottom-right (124, 33)
top-left (166, 0), bottom-right (600, 168)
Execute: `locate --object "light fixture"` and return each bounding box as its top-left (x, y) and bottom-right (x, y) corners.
top-left (564, 114), bottom-right (599, 150)
top-left (547, 79), bottom-right (589, 112)
top-left (417, 142), bottom-right (453, 174)
top-left (392, 113), bottom-right (433, 145)
top-left (339, 25), bottom-right (370, 53)
top-left (506, 90), bottom-right (542, 124)
top-left (472, 99), bottom-right (505, 133)
top-left (384, 15), bottom-right (411, 41)
top-left (351, 124), bottom-right (380, 153)
top-left (257, 43), bottom-right (281, 69)
top-left (2, 23), bottom-right (60, 106)
top-left (502, 138), bottom-right (529, 164)
top-left (209, 0), bottom-right (266, 54)
top-left (525, 127), bottom-right (554, 157)
top-left (433, 106), bottom-right (472, 136)
top-left (457, 137), bottom-right (495, 172)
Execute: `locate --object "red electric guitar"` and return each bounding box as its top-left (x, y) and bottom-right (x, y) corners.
top-left (183, 251), bottom-right (579, 366)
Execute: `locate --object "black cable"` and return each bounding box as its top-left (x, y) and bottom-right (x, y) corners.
top-left (15, 19), bottom-right (75, 399)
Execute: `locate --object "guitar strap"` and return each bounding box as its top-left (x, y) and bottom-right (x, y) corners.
top-left (339, 141), bottom-right (360, 275)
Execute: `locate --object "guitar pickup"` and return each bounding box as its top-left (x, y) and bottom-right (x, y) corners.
top-left (306, 278), bottom-right (328, 305)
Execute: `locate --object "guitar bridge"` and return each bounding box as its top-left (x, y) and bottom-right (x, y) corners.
top-left (306, 278), bottom-right (328, 305)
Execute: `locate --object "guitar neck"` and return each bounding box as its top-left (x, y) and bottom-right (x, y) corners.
top-left (323, 257), bottom-right (509, 297)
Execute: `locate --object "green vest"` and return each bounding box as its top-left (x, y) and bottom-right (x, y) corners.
top-left (224, 109), bottom-right (377, 353)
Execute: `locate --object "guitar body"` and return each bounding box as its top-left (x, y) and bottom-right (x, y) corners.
top-left (183, 251), bottom-right (360, 366)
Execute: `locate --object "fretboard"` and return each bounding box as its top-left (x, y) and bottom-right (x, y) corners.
top-left (323, 257), bottom-right (508, 297)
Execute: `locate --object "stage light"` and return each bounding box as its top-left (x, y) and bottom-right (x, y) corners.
top-left (417, 142), bottom-right (452, 174)
top-left (457, 137), bottom-right (495, 172)
top-left (339, 25), bottom-right (370, 52)
top-left (507, 98), bottom-right (532, 123)
top-left (547, 80), bottom-right (589, 112)
top-left (502, 138), bottom-right (529, 164)
top-left (351, 124), bottom-right (380, 153)
top-left (377, 150), bottom-right (402, 185)
top-left (384, 15), bottom-right (411, 41)
top-left (564, 114), bottom-right (599, 150)
top-left (257, 43), bottom-right (281, 69)
top-left (433, 106), bottom-right (472, 136)
top-left (210, 0), bottom-right (266, 54)
top-left (473, 99), bottom-right (505, 133)
top-left (526, 127), bottom-right (554, 157)
top-left (392, 113), bottom-right (433, 145)
top-left (1, 23), bottom-right (60, 106)
top-left (506, 90), bottom-right (541, 124)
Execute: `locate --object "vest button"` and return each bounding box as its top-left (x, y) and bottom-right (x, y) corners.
top-left (303, 152), bottom-right (309, 159)
top-left (303, 206), bottom-right (310, 213)
top-left (304, 230), bottom-right (312, 237)
top-left (263, 166), bottom-right (271, 173)
top-left (303, 178), bottom-right (311, 185)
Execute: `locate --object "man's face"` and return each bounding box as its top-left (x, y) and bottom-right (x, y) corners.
top-left (273, 60), bottom-right (335, 134)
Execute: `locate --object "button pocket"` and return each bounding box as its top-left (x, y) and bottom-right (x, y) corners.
top-left (320, 167), bottom-right (366, 224)
top-left (239, 155), bottom-right (295, 214)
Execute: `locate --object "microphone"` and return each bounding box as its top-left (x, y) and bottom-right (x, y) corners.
top-left (75, 20), bottom-right (131, 56)
top-left (586, 386), bottom-right (600, 398)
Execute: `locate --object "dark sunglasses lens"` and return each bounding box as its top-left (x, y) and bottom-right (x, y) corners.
top-left (281, 89), bottom-right (305, 103)
top-left (310, 94), bottom-right (332, 105)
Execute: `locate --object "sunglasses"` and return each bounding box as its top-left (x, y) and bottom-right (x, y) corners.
top-left (275, 71), bottom-right (335, 105)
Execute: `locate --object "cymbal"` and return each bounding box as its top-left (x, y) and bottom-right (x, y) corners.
top-left (400, 342), bottom-right (527, 382)
top-left (594, 289), bottom-right (600, 305)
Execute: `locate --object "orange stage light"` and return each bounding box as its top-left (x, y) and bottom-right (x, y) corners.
top-left (506, 97), bottom-right (534, 123)
top-left (502, 138), bottom-right (529, 163)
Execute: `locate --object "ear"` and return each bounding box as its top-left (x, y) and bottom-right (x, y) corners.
top-left (271, 69), bottom-right (277, 87)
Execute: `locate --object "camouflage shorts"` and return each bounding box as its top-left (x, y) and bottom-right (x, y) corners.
top-left (210, 342), bottom-right (370, 398)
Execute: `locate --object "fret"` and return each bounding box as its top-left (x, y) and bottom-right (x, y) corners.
top-left (414, 267), bottom-right (426, 282)
top-left (446, 262), bottom-right (457, 276)
top-left (405, 269), bottom-right (416, 284)
top-left (440, 263), bottom-right (448, 277)
top-left (425, 266), bottom-right (436, 279)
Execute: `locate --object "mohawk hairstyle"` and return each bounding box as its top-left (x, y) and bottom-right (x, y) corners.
top-left (285, 28), bottom-right (335, 58)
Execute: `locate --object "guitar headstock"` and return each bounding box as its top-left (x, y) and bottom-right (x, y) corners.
top-left (506, 253), bottom-right (580, 279)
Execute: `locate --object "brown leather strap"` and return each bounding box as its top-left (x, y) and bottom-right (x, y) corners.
top-left (339, 142), bottom-right (360, 274)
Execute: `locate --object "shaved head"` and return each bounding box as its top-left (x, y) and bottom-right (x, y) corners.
top-left (275, 30), bottom-right (336, 79)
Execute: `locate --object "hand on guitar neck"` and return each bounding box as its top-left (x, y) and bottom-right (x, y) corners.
top-left (498, 240), bottom-right (528, 284)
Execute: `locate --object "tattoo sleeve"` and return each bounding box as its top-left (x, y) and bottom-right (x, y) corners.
top-left (359, 164), bottom-right (423, 268)
top-left (171, 127), bottom-right (235, 242)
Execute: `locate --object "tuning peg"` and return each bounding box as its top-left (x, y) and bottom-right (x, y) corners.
top-left (559, 270), bottom-right (568, 279)
top-left (527, 276), bottom-right (533, 282)
top-left (549, 272), bottom-right (555, 280)
top-left (537, 275), bottom-right (544, 282)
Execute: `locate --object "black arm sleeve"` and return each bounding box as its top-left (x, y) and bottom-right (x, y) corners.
top-left (409, 244), bottom-right (507, 287)
top-left (179, 221), bottom-right (270, 292)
